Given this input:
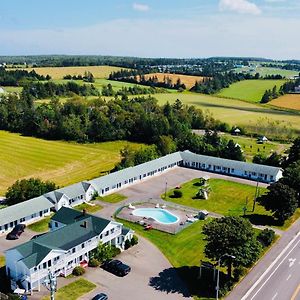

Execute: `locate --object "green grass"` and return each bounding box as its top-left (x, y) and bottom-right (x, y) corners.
top-left (216, 80), bottom-right (286, 103)
top-left (74, 202), bottom-right (103, 213)
top-left (98, 193), bottom-right (127, 203)
top-left (119, 218), bottom-right (208, 267)
top-left (153, 93), bottom-right (300, 134)
top-left (28, 215), bottom-right (53, 232)
top-left (0, 256), bottom-right (5, 267)
top-left (222, 134), bottom-right (290, 161)
top-left (234, 66), bottom-right (299, 78)
top-left (0, 130), bottom-right (142, 196)
top-left (2, 86), bottom-right (23, 93)
top-left (164, 178), bottom-right (268, 217)
top-left (42, 278), bottom-right (96, 300)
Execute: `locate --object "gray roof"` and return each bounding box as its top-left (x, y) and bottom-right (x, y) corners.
top-left (0, 196), bottom-right (53, 226)
top-left (180, 151), bottom-right (282, 176)
top-left (89, 152), bottom-right (182, 192)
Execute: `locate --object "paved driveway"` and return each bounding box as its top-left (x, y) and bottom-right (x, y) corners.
top-left (81, 236), bottom-right (192, 300)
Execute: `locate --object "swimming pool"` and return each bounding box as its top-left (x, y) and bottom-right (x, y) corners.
top-left (132, 208), bottom-right (179, 224)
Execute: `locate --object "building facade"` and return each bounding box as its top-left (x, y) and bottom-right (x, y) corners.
top-left (5, 207), bottom-right (133, 293)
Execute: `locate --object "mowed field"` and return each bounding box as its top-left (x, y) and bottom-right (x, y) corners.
top-left (143, 72), bottom-right (207, 89)
top-left (234, 66), bottom-right (299, 78)
top-left (23, 66), bottom-right (126, 79)
top-left (216, 79), bottom-right (286, 102)
top-left (153, 92), bottom-right (300, 131)
top-left (0, 130), bottom-right (142, 196)
top-left (270, 94), bottom-right (300, 110)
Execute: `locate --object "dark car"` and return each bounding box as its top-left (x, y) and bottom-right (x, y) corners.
top-left (91, 293), bottom-right (108, 300)
top-left (102, 259), bottom-right (131, 277)
top-left (6, 224), bottom-right (26, 240)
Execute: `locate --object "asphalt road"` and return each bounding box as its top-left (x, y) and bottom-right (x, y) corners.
top-left (227, 219), bottom-right (300, 300)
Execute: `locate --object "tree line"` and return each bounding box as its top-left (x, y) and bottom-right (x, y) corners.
top-left (0, 67), bottom-right (50, 86)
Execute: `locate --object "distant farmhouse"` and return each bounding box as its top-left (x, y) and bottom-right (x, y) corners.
top-left (0, 151), bottom-right (283, 236)
top-left (6, 207), bottom-right (133, 293)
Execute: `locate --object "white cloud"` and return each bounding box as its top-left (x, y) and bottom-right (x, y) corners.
top-left (219, 0), bottom-right (262, 15)
top-left (132, 3), bottom-right (149, 12)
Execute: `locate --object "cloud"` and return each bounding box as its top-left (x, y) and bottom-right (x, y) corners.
top-left (219, 0), bottom-right (262, 15)
top-left (132, 3), bottom-right (149, 12)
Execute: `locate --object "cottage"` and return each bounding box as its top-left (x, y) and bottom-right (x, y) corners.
top-left (5, 207), bottom-right (133, 293)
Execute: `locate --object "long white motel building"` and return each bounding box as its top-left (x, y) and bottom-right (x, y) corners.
top-left (0, 150), bottom-right (283, 236)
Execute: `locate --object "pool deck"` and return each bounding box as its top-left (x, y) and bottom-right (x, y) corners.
top-left (117, 202), bottom-right (200, 234)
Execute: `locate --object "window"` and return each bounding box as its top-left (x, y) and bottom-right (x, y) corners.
top-left (72, 248), bottom-right (76, 253)
top-left (43, 262), bottom-right (47, 269)
top-left (105, 230), bottom-right (109, 236)
top-left (55, 222), bottom-right (58, 227)
top-left (111, 228), bottom-right (115, 234)
top-left (100, 233), bottom-right (103, 239)
top-left (48, 260), bottom-right (52, 267)
top-left (81, 243), bottom-right (85, 249)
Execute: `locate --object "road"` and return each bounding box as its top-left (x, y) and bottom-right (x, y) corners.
top-left (227, 219), bottom-right (300, 300)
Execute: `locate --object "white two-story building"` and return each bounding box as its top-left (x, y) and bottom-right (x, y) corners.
top-left (5, 207), bottom-right (133, 293)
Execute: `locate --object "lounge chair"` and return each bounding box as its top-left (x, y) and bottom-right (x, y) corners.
top-left (161, 204), bottom-right (166, 209)
top-left (128, 203), bottom-right (136, 209)
top-left (155, 203), bottom-right (160, 208)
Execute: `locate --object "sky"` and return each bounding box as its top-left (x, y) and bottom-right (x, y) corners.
top-left (0, 0), bottom-right (299, 59)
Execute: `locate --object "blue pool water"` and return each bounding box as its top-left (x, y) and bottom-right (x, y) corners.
top-left (132, 208), bottom-right (179, 224)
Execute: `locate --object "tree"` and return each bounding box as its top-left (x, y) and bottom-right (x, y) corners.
top-left (6, 178), bottom-right (57, 205)
top-left (285, 137), bottom-right (300, 166)
top-left (222, 140), bottom-right (245, 161)
top-left (156, 135), bottom-right (177, 155)
top-left (257, 182), bottom-right (298, 224)
top-left (281, 161), bottom-right (300, 205)
top-left (203, 216), bottom-right (261, 277)
top-left (90, 242), bottom-right (120, 263)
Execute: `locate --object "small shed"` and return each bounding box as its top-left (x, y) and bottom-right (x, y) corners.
top-left (257, 136), bottom-right (268, 144)
top-left (198, 210), bottom-right (209, 220)
top-left (232, 128), bottom-right (241, 135)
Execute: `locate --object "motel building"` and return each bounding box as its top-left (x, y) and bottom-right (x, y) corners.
top-left (5, 207), bottom-right (133, 293)
top-left (0, 151), bottom-right (283, 236)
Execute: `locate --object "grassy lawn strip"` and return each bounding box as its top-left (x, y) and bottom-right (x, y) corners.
top-left (164, 178), bottom-right (268, 217)
top-left (98, 193), bottom-right (127, 203)
top-left (0, 256), bottom-right (5, 267)
top-left (28, 214), bottom-right (53, 233)
top-left (42, 278), bottom-right (96, 300)
top-left (74, 202), bottom-right (103, 213)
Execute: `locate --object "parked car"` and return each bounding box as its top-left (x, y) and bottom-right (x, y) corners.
top-left (6, 224), bottom-right (26, 240)
top-left (101, 259), bottom-right (131, 277)
top-left (91, 293), bottom-right (108, 300)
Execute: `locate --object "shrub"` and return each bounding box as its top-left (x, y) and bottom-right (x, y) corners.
top-left (233, 266), bottom-right (247, 282)
top-left (110, 245), bottom-right (121, 257)
top-left (131, 235), bottom-right (139, 246)
top-left (91, 191), bottom-right (99, 200)
top-left (172, 190), bottom-right (183, 198)
top-left (72, 266), bottom-right (85, 276)
top-left (88, 258), bottom-right (100, 267)
top-left (124, 239), bottom-right (131, 250)
top-left (257, 228), bottom-right (275, 247)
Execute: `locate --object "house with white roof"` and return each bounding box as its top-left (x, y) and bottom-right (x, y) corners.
top-left (5, 207), bottom-right (133, 293)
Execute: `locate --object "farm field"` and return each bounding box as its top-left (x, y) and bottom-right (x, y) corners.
top-left (216, 79), bottom-right (286, 102)
top-left (153, 92), bottom-right (300, 133)
top-left (233, 66), bottom-right (299, 78)
top-left (143, 72), bottom-right (207, 89)
top-left (0, 130), bottom-right (142, 196)
top-left (21, 65), bottom-right (126, 79)
top-left (1, 86), bottom-right (23, 93)
top-left (222, 134), bottom-right (289, 161)
top-left (270, 94), bottom-right (300, 110)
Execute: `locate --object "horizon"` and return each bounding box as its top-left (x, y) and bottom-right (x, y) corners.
top-left (1, 0), bottom-right (299, 60)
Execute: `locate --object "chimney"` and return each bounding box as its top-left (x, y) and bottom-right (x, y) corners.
top-left (82, 209), bottom-right (87, 216)
top-left (81, 221), bottom-right (88, 228)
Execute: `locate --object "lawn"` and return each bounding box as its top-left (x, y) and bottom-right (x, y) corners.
top-left (270, 94), bottom-right (300, 111)
top-left (28, 214), bottom-right (53, 232)
top-left (0, 130), bottom-right (142, 196)
top-left (74, 202), bottom-right (103, 213)
top-left (233, 66), bottom-right (299, 78)
top-left (42, 278), bottom-right (96, 300)
top-left (164, 178), bottom-right (268, 217)
top-left (22, 65), bottom-right (126, 79)
top-left (153, 93), bottom-right (300, 134)
top-left (216, 80), bottom-right (286, 103)
top-left (222, 134), bottom-right (290, 161)
top-left (0, 256), bottom-right (5, 267)
top-left (98, 193), bottom-right (127, 203)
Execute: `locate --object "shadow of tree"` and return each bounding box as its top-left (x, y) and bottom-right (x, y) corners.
top-left (149, 266), bottom-right (219, 298)
top-left (0, 266), bottom-right (10, 293)
top-left (243, 214), bottom-right (278, 226)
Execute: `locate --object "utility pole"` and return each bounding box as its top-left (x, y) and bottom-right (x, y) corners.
top-left (164, 180), bottom-right (168, 199)
top-left (43, 270), bottom-right (57, 300)
top-left (252, 179), bottom-right (259, 212)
